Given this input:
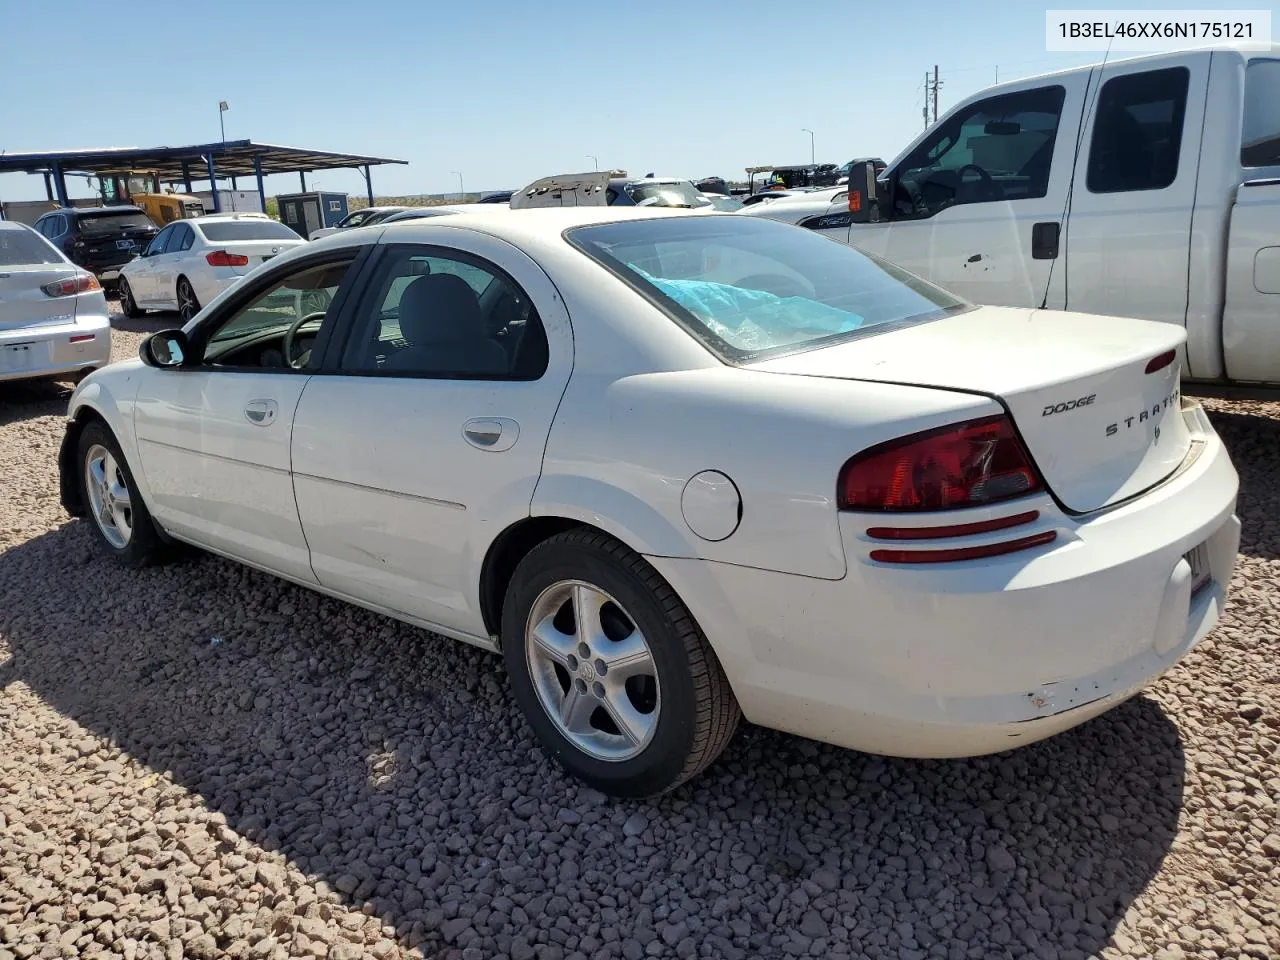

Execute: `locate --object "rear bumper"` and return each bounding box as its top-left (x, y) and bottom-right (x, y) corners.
top-left (0, 313), bottom-right (112, 383)
top-left (648, 400), bottom-right (1240, 758)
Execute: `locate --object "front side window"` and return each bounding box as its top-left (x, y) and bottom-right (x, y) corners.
top-left (145, 226), bottom-right (174, 256)
top-left (1241, 59), bottom-right (1280, 167)
top-left (1087, 67), bottom-right (1189, 193)
top-left (199, 258), bottom-right (355, 369)
top-left (340, 247), bottom-right (549, 379)
top-left (894, 85), bottom-right (1066, 218)
top-left (567, 216), bottom-right (969, 362)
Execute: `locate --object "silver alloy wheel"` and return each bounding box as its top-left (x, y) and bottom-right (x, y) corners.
top-left (177, 280), bottom-right (198, 321)
top-left (85, 443), bottom-right (133, 549)
top-left (120, 279), bottom-right (134, 313)
top-left (525, 579), bottom-right (662, 762)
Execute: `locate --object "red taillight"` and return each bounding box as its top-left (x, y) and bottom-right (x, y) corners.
top-left (838, 415), bottom-right (1044, 512)
top-left (870, 531), bottom-right (1058, 564)
top-left (69, 334), bottom-right (96, 343)
top-left (867, 510), bottom-right (1040, 541)
top-left (206, 250), bottom-right (250, 267)
top-left (1145, 349), bottom-right (1176, 374)
top-left (848, 190), bottom-right (863, 213)
top-left (41, 273), bottom-right (101, 297)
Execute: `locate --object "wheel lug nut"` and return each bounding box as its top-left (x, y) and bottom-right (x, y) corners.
top-left (577, 642), bottom-right (591, 659)
top-left (575, 678), bottom-right (587, 694)
top-left (592, 681), bottom-right (605, 699)
top-left (566, 654), bottom-right (579, 671)
top-left (595, 658), bottom-right (608, 676)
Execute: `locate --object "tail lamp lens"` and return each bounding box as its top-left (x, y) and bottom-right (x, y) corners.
top-left (41, 273), bottom-right (101, 297)
top-left (206, 250), bottom-right (250, 267)
top-left (839, 415), bottom-right (1044, 512)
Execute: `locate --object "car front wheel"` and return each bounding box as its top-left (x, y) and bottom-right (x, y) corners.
top-left (502, 529), bottom-right (740, 797)
top-left (78, 421), bottom-right (167, 568)
top-left (119, 278), bottom-right (143, 318)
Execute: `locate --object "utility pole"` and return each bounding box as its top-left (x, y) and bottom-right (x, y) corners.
top-left (923, 71), bottom-right (931, 129)
top-left (932, 65), bottom-right (940, 125)
top-left (801, 128), bottom-right (815, 165)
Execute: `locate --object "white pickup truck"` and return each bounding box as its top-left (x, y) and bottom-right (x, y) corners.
top-left (749, 45), bottom-right (1280, 389)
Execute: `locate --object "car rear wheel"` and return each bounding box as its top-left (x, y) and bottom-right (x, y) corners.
top-left (78, 421), bottom-right (166, 568)
top-left (119, 278), bottom-right (143, 318)
top-left (177, 278), bottom-right (200, 322)
top-left (502, 529), bottom-right (740, 797)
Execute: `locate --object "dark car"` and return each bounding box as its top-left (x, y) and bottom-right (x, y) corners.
top-left (31, 206), bottom-right (158, 289)
top-left (478, 190), bottom-right (515, 203)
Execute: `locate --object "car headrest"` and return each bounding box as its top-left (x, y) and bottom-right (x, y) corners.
top-left (397, 273), bottom-right (486, 345)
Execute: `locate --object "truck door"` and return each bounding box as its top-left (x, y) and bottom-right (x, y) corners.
top-left (848, 74), bottom-right (1089, 308)
top-left (1064, 59), bottom-right (1208, 330)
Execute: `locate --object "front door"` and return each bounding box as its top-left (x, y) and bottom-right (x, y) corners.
top-left (132, 252), bottom-right (362, 581)
top-left (290, 230), bottom-right (573, 639)
top-left (129, 224), bottom-right (174, 302)
top-left (849, 74), bottom-right (1090, 308)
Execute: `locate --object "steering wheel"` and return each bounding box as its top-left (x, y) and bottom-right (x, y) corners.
top-left (956, 163), bottom-right (996, 196)
top-left (283, 311), bottom-right (327, 369)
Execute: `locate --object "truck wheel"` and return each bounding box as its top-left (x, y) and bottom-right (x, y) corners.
top-left (502, 529), bottom-right (741, 797)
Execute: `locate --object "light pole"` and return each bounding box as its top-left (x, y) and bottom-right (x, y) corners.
top-left (587, 154), bottom-right (598, 171)
top-left (801, 128), bottom-right (815, 165)
top-left (219, 100), bottom-right (229, 143)
top-left (451, 170), bottom-right (464, 200)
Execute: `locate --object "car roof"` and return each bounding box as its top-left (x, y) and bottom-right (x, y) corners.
top-left (194, 212), bottom-right (270, 221)
top-left (0, 219), bottom-right (37, 231)
top-left (378, 204), bottom-right (705, 245)
top-left (40, 205), bottom-right (146, 217)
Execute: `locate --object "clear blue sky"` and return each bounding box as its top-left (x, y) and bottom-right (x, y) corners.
top-left (0, 0), bottom-right (1274, 203)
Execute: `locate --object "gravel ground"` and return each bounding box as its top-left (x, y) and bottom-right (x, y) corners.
top-left (0, 308), bottom-right (1277, 960)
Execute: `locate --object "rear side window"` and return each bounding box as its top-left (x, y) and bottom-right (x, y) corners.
top-left (77, 212), bottom-right (155, 235)
top-left (1087, 67), bottom-right (1189, 193)
top-left (0, 228), bottom-right (65, 265)
top-left (1241, 59), bottom-right (1280, 167)
top-left (198, 220), bottom-right (301, 242)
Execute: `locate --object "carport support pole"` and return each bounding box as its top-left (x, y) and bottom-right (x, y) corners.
top-left (181, 162), bottom-right (193, 192)
top-left (253, 156), bottom-right (266, 217)
top-left (299, 171), bottom-right (307, 191)
top-left (51, 162), bottom-right (69, 207)
top-left (364, 165), bottom-right (374, 206)
top-left (43, 173), bottom-right (53, 201)
top-left (205, 154), bottom-right (221, 213)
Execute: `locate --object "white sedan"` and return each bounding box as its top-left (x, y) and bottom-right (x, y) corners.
top-left (0, 221), bottom-right (111, 383)
top-left (58, 208), bottom-right (1241, 797)
top-left (117, 213), bottom-right (307, 322)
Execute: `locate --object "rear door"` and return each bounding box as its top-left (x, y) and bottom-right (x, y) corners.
top-left (849, 74), bottom-right (1090, 308)
top-left (0, 227), bottom-right (81, 330)
top-left (153, 223), bottom-right (192, 304)
top-left (289, 227), bottom-right (572, 638)
top-left (1064, 59), bottom-right (1207, 328)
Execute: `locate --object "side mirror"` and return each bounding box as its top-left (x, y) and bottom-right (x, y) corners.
top-left (140, 329), bottom-right (190, 368)
top-left (847, 161), bottom-right (883, 224)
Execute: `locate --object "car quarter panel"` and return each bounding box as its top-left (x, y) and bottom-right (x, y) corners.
top-left (518, 239), bottom-right (998, 578)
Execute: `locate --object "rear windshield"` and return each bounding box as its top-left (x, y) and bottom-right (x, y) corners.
top-left (1241, 59), bottom-right (1280, 167)
top-left (198, 220), bottom-right (302, 241)
top-left (0, 228), bottom-right (64, 265)
top-left (77, 212), bottom-right (155, 235)
top-left (624, 182), bottom-right (707, 209)
top-left (567, 216), bottom-right (969, 362)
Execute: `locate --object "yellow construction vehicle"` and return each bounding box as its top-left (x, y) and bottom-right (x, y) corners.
top-left (132, 192), bottom-right (206, 224)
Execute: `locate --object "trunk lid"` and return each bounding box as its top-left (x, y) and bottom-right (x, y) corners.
top-left (0, 265), bottom-right (84, 330)
top-left (751, 306), bottom-right (1190, 514)
top-left (213, 239), bottom-right (306, 275)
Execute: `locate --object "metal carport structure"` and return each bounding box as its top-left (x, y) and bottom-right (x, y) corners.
top-left (0, 140), bottom-right (408, 214)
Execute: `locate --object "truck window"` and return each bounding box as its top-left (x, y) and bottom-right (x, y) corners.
top-left (1086, 67), bottom-right (1189, 193)
top-left (1241, 59), bottom-right (1280, 167)
top-left (892, 86), bottom-right (1065, 220)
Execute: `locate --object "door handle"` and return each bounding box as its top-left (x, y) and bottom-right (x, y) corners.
top-left (462, 417), bottom-right (520, 452)
top-left (244, 398), bottom-right (278, 426)
top-left (1031, 221), bottom-right (1060, 260)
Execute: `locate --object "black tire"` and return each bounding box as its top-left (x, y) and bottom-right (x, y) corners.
top-left (118, 277), bottom-right (143, 318)
top-left (501, 529), bottom-right (740, 797)
top-left (177, 277), bottom-right (200, 322)
top-left (77, 420), bottom-right (167, 568)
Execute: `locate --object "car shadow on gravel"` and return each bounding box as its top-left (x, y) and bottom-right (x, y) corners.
top-left (1204, 407), bottom-right (1280, 561)
top-left (0, 378), bottom-right (74, 426)
top-left (110, 312), bottom-right (181, 336)
top-left (1, 523), bottom-right (1187, 960)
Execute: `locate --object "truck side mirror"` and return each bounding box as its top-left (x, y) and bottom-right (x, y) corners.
top-left (847, 161), bottom-right (882, 223)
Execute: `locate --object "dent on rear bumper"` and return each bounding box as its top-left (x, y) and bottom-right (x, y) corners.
top-left (647, 404), bottom-right (1241, 758)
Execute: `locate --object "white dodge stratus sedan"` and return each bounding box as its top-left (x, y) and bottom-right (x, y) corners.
top-left (57, 207), bottom-right (1241, 797)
